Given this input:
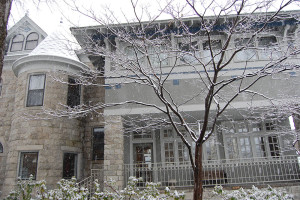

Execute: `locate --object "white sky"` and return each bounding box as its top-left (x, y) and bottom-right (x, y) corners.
top-left (8, 0), bottom-right (174, 34)
top-left (8, 0), bottom-right (300, 34)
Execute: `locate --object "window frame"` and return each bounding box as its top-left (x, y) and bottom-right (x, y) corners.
top-left (62, 152), bottom-right (78, 179)
top-left (25, 32), bottom-right (39, 50)
top-left (26, 74), bottom-right (46, 107)
top-left (92, 127), bottom-right (105, 161)
top-left (160, 128), bottom-right (190, 166)
top-left (67, 77), bottom-right (81, 108)
top-left (10, 34), bottom-right (24, 52)
top-left (18, 151), bottom-right (39, 180)
top-left (222, 121), bottom-right (282, 161)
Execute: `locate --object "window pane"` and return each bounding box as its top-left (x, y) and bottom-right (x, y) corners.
top-left (19, 152), bottom-right (38, 180)
top-left (13, 34), bottom-right (24, 42)
top-left (11, 34), bottom-right (24, 52)
top-left (202, 40), bottom-right (222, 63)
top-left (254, 137), bottom-right (267, 157)
top-left (67, 78), bottom-right (81, 108)
top-left (11, 42), bottom-right (23, 52)
top-left (179, 41), bottom-right (199, 64)
top-left (27, 32), bottom-right (39, 40)
top-left (239, 137), bottom-right (252, 158)
top-left (164, 142), bottom-right (174, 163)
top-left (235, 38), bottom-right (257, 61)
top-left (93, 127), bottom-right (104, 160)
top-left (149, 46), bottom-right (169, 66)
top-left (27, 90), bottom-right (44, 106)
top-left (163, 129), bottom-right (173, 138)
top-left (268, 136), bottom-right (280, 157)
top-left (27, 75), bottom-right (45, 107)
top-left (63, 153), bottom-right (77, 179)
top-left (265, 122), bottom-right (276, 131)
top-left (226, 138), bottom-right (239, 159)
top-left (205, 138), bottom-right (218, 161)
top-left (25, 41), bottom-right (38, 50)
top-left (29, 75), bottom-right (45, 90)
top-left (258, 36), bottom-right (280, 60)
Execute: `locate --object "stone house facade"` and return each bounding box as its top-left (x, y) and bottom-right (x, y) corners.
top-left (1, 12), bottom-right (300, 198)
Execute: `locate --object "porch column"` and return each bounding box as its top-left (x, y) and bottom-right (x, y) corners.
top-left (104, 115), bottom-right (124, 190)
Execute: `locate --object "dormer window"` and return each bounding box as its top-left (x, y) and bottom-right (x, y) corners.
top-left (10, 34), bottom-right (24, 52)
top-left (25, 32), bottom-right (39, 50)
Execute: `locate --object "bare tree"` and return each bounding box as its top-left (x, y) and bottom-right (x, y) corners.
top-left (43, 0), bottom-right (300, 199)
top-left (0, 0), bottom-right (13, 79)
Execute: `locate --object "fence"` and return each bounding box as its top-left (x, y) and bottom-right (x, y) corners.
top-left (124, 155), bottom-right (300, 187)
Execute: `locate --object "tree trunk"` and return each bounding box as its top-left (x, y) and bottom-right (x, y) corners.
top-left (0, 0), bottom-right (13, 79)
top-left (193, 142), bottom-right (203, 200)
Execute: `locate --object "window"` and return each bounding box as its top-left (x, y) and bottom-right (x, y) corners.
top-left (161, 128), bottom-right (189, 165)
top-left (10, 34), bottom-right (24, 52)
top-left (0, 142), bottom-right (3, 153)
top-left (239, 137), bottom-right (252, 158)
top-left (0, 78), bottom-right (2, 96)
top-left (226, 138), bottom-right (239, 159)
top-left (125, 46), bottom-right (145, 66)
top-left (268, 136), bottom-right (280, 157)
top-left (204, 137), bottom-right (219, 162)
top-left (19, 152), bottom-right (38, 180)
top-left (258, 36), bottom-right (280, 60)
top-left (133, 130), bottom-right (152, 139)
top-left (179, 40), bottom-right (199, 64)
top-left (235, 38), bottom-right (257, 61)
top-left (93, 127), bottom-right (104, 160)
top-left (164, 142), bottom-right (175, 163)
top-left (223, 121), bottom-right (282, 160)
top-left (63, 153), bottom-right (77, 179)
top-left (27, 74), bottom-right (45, 107)
top-left (67, 77), bottom-right (81, 108)
top-left (254, 137), bottom-right (267, 157)
top-left (25, 32), bottom-right (39, 50)
top-left (148, 45), bottom-right (169, 67)
top-left (202, 40), bottom-right (222, 64)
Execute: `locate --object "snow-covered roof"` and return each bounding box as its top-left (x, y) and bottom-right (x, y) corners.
top-left (29, 24), bottom-right (81, 62)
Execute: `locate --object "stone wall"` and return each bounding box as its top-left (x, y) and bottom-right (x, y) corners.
top-left (82, 76), bottom-right (105, 178)
top-left (1, 70), bottom-right (84, 196)
top-left (0, 68), bottom-right (17, 196)
top-left (103, 115), bottom-right (124, 190)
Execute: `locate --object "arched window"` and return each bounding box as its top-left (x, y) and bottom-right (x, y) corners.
top-left (0, 142), bottom-right (3, 153)
top-left (10, 34), bottom-right (24, 52)
top-left (25, 32), bottom-right (39, 50)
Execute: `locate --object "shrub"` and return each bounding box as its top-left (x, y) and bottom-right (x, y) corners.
top-left (213, 185), bottom-right (294, 200)
top-left (4, 176), bottom-right (185, 200)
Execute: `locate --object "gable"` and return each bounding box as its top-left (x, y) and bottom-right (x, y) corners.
top-left (5, 15), bottom-right (47, 55)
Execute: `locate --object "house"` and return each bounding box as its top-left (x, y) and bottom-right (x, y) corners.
top-left (0, 11), bottom-right (300, 198)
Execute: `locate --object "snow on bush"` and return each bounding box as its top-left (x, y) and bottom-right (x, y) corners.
top-left (213, 185), bottom-right (294, 200)
top-left (4, 175), bottom-right (184, 200)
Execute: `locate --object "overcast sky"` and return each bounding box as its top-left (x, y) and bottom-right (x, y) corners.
top-left (8, 0), bottom-right (300, 34)
top-left (8, 0), bottom-right (173, 34)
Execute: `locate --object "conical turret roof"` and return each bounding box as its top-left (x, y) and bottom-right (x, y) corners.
top-left (29, 24), bottom-right (81, 62)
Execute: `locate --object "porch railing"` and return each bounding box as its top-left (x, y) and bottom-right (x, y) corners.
top-left (124, 155), bottom-right (300, 187)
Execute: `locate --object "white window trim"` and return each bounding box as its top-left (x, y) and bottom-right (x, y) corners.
top-left (26, 73), bottom-right (46, 107)
top-left (222, 120), bottom-right (283, 162)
